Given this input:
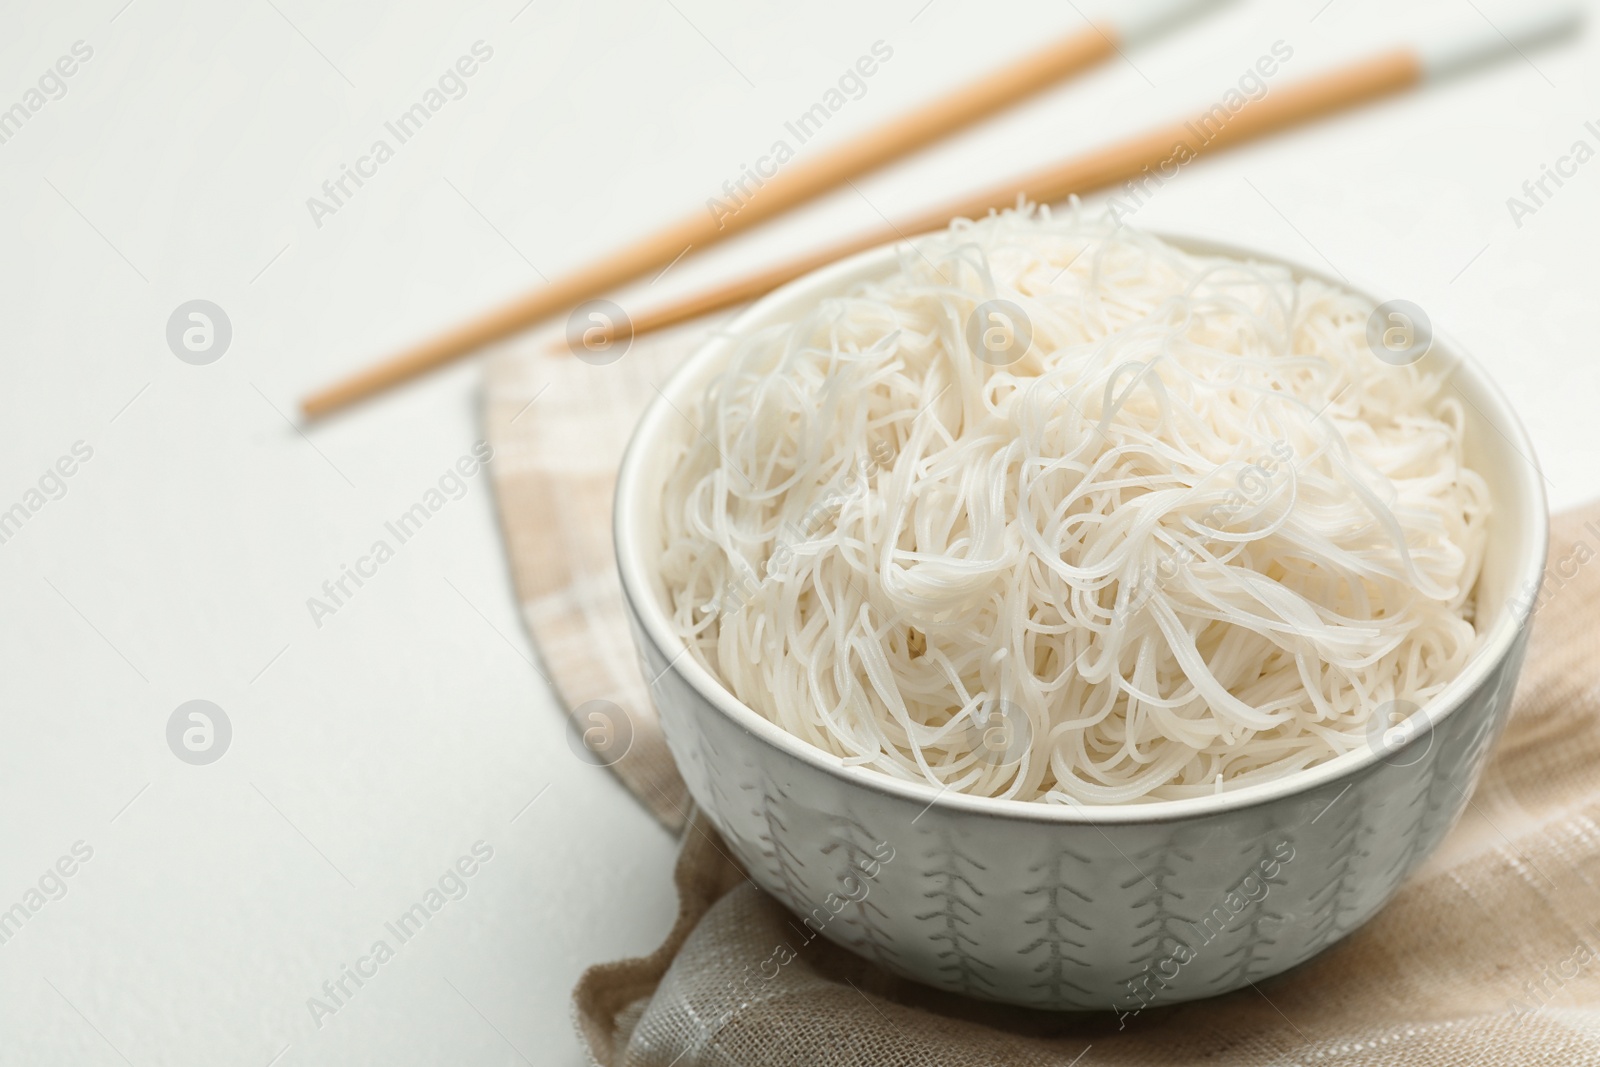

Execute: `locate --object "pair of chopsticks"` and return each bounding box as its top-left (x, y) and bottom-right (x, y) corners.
top-left (301, 2), bottom-right (1581, 420)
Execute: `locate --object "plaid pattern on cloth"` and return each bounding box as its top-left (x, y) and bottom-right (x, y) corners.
top-left (484, 321), bottom-right (1600, 1067)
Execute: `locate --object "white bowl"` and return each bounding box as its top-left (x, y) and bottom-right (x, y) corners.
top-left (613, 233), bottom-right (1548, 1009)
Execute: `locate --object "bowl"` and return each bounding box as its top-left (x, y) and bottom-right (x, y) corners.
top-left (612, 232), bottom-right (1548, 1010)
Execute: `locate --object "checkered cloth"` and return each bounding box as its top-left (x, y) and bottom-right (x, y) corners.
top-left (485, 321), bottom-right (1600, 1066)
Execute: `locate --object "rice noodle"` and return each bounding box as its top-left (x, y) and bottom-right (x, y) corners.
top-left (658, 205), bottom-right (1489, 804)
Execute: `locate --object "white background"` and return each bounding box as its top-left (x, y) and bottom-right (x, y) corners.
top-left (0, 0), bottom-right (1595, 1063)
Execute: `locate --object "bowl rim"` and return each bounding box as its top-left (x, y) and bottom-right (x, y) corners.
top-left (613, 225), bottom-right (1550, 826)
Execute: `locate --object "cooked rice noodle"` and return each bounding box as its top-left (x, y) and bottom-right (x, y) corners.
top-left (658, 205), bottom-right (1489, 804)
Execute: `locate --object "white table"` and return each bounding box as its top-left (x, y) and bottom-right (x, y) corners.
top-left (1, 0), bottom-right (1593, 1062)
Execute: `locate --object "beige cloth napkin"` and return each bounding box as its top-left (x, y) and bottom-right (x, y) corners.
top-left (484, 324), bottom-right (1600, 1066)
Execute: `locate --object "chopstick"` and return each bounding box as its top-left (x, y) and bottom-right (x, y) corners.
top-left (571, 4), bottom-right (1583, 352)
top-left (300, 0), bottom-right (1224, 418)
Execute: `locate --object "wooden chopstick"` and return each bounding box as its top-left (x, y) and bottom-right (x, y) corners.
top-left (300, 0), bottom-right (1223, 418)
top-left (563, 50), bottom-right (1421, 351)
top-left (562, 3), bottom-right (1584, 352)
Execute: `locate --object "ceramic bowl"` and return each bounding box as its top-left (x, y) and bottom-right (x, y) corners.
top-left (613, 234), bottom-right (1548, 1010)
